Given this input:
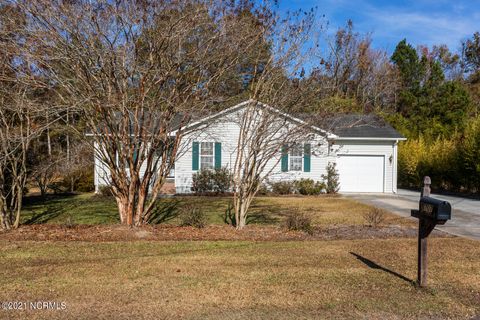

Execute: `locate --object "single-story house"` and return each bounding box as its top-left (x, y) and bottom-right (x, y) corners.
top-left (94, 100), bottom-right (406, 194)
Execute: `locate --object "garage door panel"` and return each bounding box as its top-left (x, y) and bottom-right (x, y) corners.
top-left (337, 155), bottom-right (384, 192)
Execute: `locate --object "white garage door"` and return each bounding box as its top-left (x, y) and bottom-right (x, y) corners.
top-left (336, 155), bottom-right (384, 193)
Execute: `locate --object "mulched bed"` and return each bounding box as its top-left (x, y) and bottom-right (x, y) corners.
top-left (0, 224), bottom-right (454, 242)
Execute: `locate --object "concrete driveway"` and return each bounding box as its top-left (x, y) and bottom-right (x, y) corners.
top-left (345, 189), bottom-right (480, 241)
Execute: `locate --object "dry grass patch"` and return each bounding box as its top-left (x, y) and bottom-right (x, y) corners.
top-left (0, 223), bottom-right (436, 242)
top-left (0, 238), bottom-right (478, 319)
top-left (254, 196), bottom-right (413, 227)
top-left (21, 194), bottom-right (414, 228)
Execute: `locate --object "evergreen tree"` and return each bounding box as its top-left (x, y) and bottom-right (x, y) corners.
top-left (391, 39), bottom-right (471, 138)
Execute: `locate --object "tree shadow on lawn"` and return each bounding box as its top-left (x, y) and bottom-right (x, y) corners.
top-left (246, 211), bottom-right (279, 225)
top-left (350, 252), bottom-right (414, 285)
top-left (216, 201), bottom-right (281, 226)
top-left (22, 194), bottom-right (181, 225)
top-left (148, 199), bottom-right (181, 224)
top-left (23, 194), bottom-right (119, 225)
top-left (23, 194), bottom-right (79, 225)
top-left (22, 193), bottom-right (76, 206)
top-left (246, 203), bottom-right (286, 225)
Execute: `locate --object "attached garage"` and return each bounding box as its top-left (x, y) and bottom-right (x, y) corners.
top-left (336, 155), bottom-right (385, 193)
top-left (328, 114), bottom-right (407, 194)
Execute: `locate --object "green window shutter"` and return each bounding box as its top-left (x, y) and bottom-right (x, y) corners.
top-left (214, 142), bottom-right (222, 169)
top-left (133, 149), bottom-right (138, 166)
top-left (126, 148), bottom-right (139, 168)
top-left (192, 141), bottom-right (199, 170)
top-left (304, 143), bottom-right (311, 172)
top-left (281, 145), bottom-right (288, 172)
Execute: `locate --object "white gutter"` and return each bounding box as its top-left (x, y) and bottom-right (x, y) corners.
top-left (332, 137), bottom-right (407, 141)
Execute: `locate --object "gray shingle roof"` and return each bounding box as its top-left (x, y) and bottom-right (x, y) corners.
top-left (324, 114), bottom-right (405, 139)
top-left (88, 101), bottom-right (405, 140)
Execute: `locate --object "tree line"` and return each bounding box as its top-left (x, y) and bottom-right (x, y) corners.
top-left (0, 0), bottom-right (478, 230)
top-left (300, 22), bottom-right (480, 194)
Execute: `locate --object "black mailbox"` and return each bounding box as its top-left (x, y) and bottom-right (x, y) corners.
top-left (411, 196), bottom-right (452, 223)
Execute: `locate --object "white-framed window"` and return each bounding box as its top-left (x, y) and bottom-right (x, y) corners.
top-left (200, 142), bottom-right (214, 170)
top-left (290, 144), bottom-right (303, 171)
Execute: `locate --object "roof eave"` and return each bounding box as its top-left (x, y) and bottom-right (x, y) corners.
top-left (331, 137), bottom-right (407, 141)
top-left (169, 99), bottom-right (339, 139)
top-left (168, 99), bottom-right (254, 135)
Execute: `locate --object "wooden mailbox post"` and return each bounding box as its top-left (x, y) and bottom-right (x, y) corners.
top-left (411, 176), bottom-right (452, 287)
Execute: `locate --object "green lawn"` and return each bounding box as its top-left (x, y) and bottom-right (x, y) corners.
top-left (22, 194), bottom-right (119, 225)
top-left (20, 193), bottom-right (411, 227)
top-left (0, 238), bottom-right (478, 319)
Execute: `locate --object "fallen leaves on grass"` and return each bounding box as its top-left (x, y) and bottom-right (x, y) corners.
top-left (0, 224), bottom-right (452, 242)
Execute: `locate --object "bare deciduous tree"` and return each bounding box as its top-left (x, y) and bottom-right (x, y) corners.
top-left (230, 9), bottom-right (322, 229)
top-left (0, 3), bottom-right (51, 229)
top-left (15, 0), bottom-right (266, 226)
top-left (311, 20), bottom-right (400, 113)
top-left (58, 140), bottom-right (94, 193)
top-left (231, 102), bottom-right (315, 229)
top-left (0, 85), bottom-right (49, 229)
top-left (31, 158), bottom-right (60, 196)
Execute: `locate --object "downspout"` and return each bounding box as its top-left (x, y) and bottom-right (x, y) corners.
top-left (94, 141), bottom-right (99, 194)
top-left (393, 140), bottom-right (399, 194)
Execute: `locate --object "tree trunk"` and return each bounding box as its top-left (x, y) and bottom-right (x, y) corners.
top-left (115, 187), bottom-right (151, 227)
top-left (116, 196), bottom-right (129, 225)
top-left (46, 111), bottom-right (52, 157)
top-left (66, 110), bottom-right (70, 162)
top-left (0, 209), bottom-right (10, 230)
top-left (126, 192), bottom-right (136, 226)
top-left (236, 204), bottom-right (248, 230)
top-left (237, 208), bottom-right (247, 229)
top-left (39, 184), bottom-right (47, 197)
top-left (234, 192), bottom-right (250, 230)
top-left (134, 185), bottom-right (148, 226)
top-left (13, 187), bottom-right (22, 229)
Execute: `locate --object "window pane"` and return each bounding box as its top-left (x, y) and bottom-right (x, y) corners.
top-left (201, 156), bottom-right (214, 170)
top-left (290, 144), bottom-right (303, 157)
top-left (290, 157), bottom-right (302, 171)
top-left (201, 142), bottom-right (213, 156)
